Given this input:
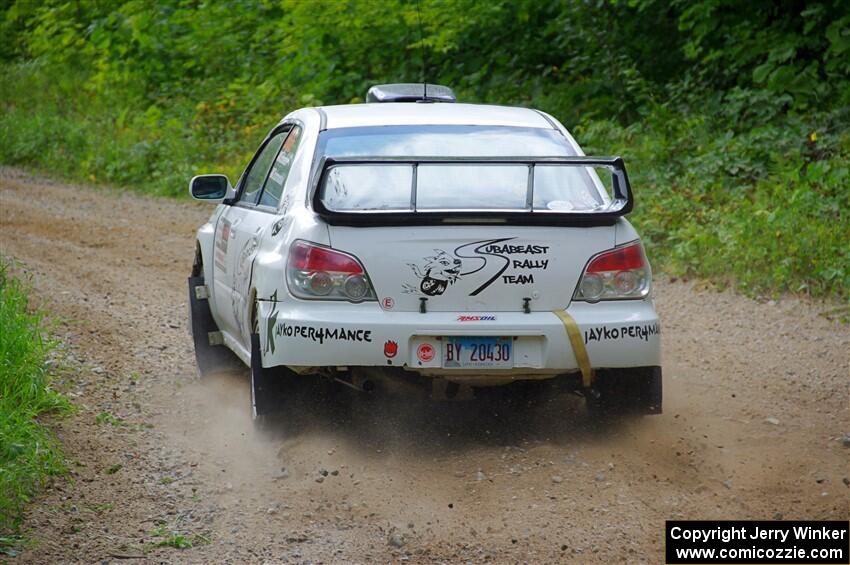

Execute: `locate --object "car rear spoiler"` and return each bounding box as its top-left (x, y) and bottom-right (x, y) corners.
top-left (311, 156), bottom-right (633, 227)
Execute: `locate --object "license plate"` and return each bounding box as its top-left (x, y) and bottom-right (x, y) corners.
top-left (442, 337), bottom-right (513, 369)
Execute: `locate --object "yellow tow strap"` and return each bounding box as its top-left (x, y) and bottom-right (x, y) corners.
top-left (553, 309), bottom-right (594, 388)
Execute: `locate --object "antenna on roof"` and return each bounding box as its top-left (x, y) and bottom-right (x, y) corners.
top-left (415, 0), bottom-right (428, 100)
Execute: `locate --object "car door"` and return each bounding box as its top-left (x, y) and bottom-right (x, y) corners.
top-left (212, 127), bottom-right (288, 342)
top-left (212, 124), bottom-right (304, 349)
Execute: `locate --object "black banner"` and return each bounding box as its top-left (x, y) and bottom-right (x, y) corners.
top-left (666, 521), bottom-right (849, 564)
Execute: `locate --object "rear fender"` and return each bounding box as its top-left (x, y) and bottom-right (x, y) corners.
top-left (614, 218), bottom-right (640, 246)
top-left (196, 219), bottom-right (217, 283)
top-left (252, 209), bottom-right (330, 303)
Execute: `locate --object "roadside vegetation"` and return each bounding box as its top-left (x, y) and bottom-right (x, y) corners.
top-left (0, 1), bottom-right (847, 300)
top-left (0, 259), bottom-right (70, 550)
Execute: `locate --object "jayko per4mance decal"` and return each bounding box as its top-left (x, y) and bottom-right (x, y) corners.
top-left (584, 322), bottom-right (660, 344)
top-left (274, 322), bottom-right (373, 345)
top-left (404, 238), bottom-right (550, 297)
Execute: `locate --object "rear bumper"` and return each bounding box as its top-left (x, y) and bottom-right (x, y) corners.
top-left (257, 298), bottom-right (660, 379)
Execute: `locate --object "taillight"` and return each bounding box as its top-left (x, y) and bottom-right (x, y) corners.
top-left (574, 241), bottom-right (651, 302)
top-left (286, 240), bottom-right (376, 302)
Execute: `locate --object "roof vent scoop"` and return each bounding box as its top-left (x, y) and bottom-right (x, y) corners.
top-left (366, 83), bottom-right (456, 103)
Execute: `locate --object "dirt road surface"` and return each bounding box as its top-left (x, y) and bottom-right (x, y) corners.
top-left (1, 167), bottom-right (847, 564)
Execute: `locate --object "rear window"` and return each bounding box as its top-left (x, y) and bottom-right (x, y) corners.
top-left (317, 126), bottom-right (614, 213)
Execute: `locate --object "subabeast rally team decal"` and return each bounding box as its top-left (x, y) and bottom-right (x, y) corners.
top-left (407, 250), bottom-right (462, 296)
top-left (404, 238), bottom-right (550, 296)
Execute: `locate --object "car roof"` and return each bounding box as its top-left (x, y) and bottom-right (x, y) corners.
top-left (317, 102), bottom-right (554, 130)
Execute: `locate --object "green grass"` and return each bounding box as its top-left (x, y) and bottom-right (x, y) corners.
top-left (148, 525), bottom-right (210, 550)
top-left (0, 257), bottom-right (70, 545)
top-left (95, 411), bottom-right (126, 427)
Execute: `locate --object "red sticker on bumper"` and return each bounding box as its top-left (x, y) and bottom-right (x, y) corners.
top-left (417, 343), bottom-right (436, 362)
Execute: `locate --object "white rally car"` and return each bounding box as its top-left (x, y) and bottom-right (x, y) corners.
top-left (188, 84), bottom-right (661, 421)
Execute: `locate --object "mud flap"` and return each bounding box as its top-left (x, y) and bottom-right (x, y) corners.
top-left (250, 333), bottom-right (271, 418)
top-left (250, 333), bottom-right (291, 421)
top-left (642, 366), bottom-right (663, 414)
top-left (588, 366), bottom-right (662, 415)
top-left (188, 275), bottom-right (239, 376)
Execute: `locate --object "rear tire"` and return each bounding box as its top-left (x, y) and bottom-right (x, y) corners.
top-left (586, 366), bottom-right (662, 415)
top-left (188, 275), bottom-right (239, 376)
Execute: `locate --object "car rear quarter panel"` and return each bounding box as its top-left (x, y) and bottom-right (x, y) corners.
top-left (252, 109), bottom-right (328, 310)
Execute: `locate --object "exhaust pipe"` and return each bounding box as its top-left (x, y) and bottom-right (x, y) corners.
top-left (355, 374), bottom-right (376, 392)
top-left (333, 367), bottom-right (426, 396)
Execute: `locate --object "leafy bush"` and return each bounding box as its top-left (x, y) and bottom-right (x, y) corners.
top-left (580, 102), bottom-right (850, 298)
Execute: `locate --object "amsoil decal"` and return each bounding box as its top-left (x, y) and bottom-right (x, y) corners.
top-left (274, 323), bottom-right (373, 344)
top-left (404, 238), bottom-right (549, 297)
top-left (584, 323), bottom-right (660, 344)
top-left (457, 315), bottom-right (496, 321)
top-left (383, 340), bottom-right (398, 358)
top-left (417, 343), bottom-right (436, 362)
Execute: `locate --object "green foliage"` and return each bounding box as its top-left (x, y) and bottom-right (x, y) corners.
top-left (95, 411), bottom-right (126, 427)
top-left (676, 0), bottom-right (850, 109)
top-left (148, 525), bottom-right (210, 550)
top-left (0, 0), bottom-right (848, 299)
top-left (580, 102), bottom-right (850, 299)
top-left (0, 63), bottom-right (249, 195)
top-left (0, 258), bottom-right (70, 535)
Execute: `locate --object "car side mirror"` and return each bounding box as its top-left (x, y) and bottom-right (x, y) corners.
top-left (189, 174), bottom-right (231, 202)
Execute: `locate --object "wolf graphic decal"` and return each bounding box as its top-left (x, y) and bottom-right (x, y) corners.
top-left (407, 250), bottom-right (462, 296)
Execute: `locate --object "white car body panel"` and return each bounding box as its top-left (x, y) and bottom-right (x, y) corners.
top-left (194, 102), bottom-right (661, 384)
top-left (326, 224), bottom-right (615, 312)
top-left (319, 103), bottom-right (553, 129)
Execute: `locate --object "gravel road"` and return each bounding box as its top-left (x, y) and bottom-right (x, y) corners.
top-left (1, 167), bottom-right (847, 564)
